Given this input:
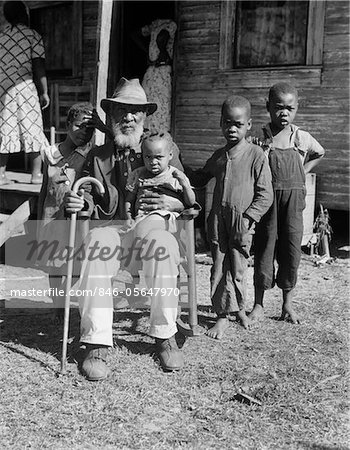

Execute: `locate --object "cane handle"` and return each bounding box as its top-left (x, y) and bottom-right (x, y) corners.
top-left (72, 176), bottom-right (105, 195)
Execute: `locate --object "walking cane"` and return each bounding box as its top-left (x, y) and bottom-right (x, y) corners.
top-left (61, 176), bottom-right (105, 374)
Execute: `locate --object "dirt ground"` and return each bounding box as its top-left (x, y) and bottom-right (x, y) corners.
top-left (0, 228), bottom-right (349, 449)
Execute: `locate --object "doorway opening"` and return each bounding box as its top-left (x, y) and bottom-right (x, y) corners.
top-left (108, 1), bottom-right (176, 95)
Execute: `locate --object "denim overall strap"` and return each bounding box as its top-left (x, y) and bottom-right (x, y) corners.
top-left (269, 146), bottom-right (305, 190)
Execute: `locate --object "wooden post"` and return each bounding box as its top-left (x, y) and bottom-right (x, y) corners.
top-left (94, 0), bottom-right (114, 146)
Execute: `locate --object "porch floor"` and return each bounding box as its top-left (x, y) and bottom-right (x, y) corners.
top-left (0, 172), bottom-right (40, 216)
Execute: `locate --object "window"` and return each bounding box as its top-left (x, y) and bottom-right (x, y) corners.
top-left (29, 1), bottom-right (82, 78)
top-left (219, 0), bottom-right (325, 70)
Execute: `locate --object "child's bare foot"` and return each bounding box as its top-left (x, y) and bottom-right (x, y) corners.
top-left (248, 304), bottom-right (265, 322)
top-left (206, 316), bottom-right (229, 340)
top-left (280, 306), bottom-right (301, 324)
top-left (236, 310), bottom-right (252, 330)
top-left (281, 289), bottom-right (300, 324)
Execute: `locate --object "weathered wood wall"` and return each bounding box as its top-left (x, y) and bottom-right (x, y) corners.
top-left (81, 1), bottom-right (99, 86)
top-left (174, 1), bottom-right (350, 211)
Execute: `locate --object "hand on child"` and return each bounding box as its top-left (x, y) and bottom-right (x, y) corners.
top-left (86, 109), bottom-right (114, 139)
top-left (139, 190), bottom-right (173, 212)
top-left (247, 136), bottom-right (263, 147)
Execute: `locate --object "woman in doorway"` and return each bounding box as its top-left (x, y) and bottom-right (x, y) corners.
top-left (0, 0), bottom-right (50, 185)
top-left (141, 19), bottom-right (177, 133)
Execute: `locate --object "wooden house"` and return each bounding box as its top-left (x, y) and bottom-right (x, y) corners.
top-left (173, 1), bottom-right (349, 212)
top-left (0, 0), bottom-right (349, 212)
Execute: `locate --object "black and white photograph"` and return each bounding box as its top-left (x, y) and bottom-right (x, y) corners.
top-left (0, 1), bottom-right (349, 448)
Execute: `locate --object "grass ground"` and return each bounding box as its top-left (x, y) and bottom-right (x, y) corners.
top-left (0, 251), bottom-right (349, 450)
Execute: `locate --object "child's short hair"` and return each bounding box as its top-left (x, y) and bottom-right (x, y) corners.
top-left (142, 130), bottom-right (172, 153)
top-left (66, 102), bottom-right (93, 126)
top-left (268, 82), bottom-right (298, 102)
top-left (221, 95), bottom-right (251, 118)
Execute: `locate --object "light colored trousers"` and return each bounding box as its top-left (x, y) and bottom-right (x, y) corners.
top-left (76, 220), bottom-right (180, 347)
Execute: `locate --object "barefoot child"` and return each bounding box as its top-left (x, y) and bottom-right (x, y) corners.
top-left (125, 131), bottom-right (196, 238)
top-left (36, 102), bottom-right (95, 320)
top-left (189, 95), bottom-right (273, 339)
top-left (250, 82), bottom-right (325, 324)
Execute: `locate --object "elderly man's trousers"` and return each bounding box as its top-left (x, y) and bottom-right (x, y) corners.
top-left (76, 225), bottom-right (180, 347)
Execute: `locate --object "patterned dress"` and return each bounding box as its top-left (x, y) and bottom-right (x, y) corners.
top-left (141, 19), bottom-right (177, 133)
top-left (0, 24), bottom-right (49, 154)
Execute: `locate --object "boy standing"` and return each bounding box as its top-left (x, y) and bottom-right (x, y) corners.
top-left (190, 96), bottom-right (273, 339)
top-left (250, 82), bottom-right (325, 324)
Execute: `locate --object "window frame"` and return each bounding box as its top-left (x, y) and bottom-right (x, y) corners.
top-left (219, 0), bottom-right (326, 72)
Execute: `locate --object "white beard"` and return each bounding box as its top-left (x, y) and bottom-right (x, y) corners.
top-left (112, 120), bottom-right (144, 149)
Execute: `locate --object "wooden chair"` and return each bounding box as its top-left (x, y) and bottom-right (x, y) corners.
top-left (46, 83), bottom-right (93, 144)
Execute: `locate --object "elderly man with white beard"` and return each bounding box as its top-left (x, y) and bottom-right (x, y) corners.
top-left (64, 78), bottom-right (187, 381)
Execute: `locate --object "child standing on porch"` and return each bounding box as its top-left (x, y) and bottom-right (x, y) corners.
top-left (189, 95), bottom-right (273, 339)
top-left (36, 102), bottom-right (95, 321)
top-left (249, 82), bottom-right (325, 324)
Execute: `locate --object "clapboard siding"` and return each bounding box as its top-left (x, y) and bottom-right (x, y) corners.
top-left (81, 1), bottom-right (99, 85)
top-left (174, 1), bottom-right (350, 210)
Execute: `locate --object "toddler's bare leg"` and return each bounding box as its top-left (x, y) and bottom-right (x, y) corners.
top-left (206, 314), bottom-right (230, 340)
top-left (280, 289), bottom-right (301, 324)
top-left (248, 287), bottom-right (265, 322)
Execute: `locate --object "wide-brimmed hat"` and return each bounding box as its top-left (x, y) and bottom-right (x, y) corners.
top-left (101, 78), bottom-right (157, 116)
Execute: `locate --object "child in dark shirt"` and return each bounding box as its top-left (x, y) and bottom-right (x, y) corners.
top-left (190, 95), bottom-right (273, 339)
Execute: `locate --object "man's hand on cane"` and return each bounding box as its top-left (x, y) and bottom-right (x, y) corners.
top-left (64, 189), bottom-right (85, 214)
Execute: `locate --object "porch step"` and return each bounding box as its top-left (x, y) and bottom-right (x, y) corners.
top-left (0, 171), bottom-right (40, 215)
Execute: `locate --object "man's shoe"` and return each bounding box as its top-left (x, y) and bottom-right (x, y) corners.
top-left (155, 335), bottom-right (184, 371)
top-left (81, 344), bottom-right (111, 381)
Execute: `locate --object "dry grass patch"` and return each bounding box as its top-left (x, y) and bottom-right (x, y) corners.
top-left (0, 255), bottom-right (349, 449)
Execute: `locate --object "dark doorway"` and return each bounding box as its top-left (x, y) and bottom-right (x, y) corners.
top-left (107, 1), bottom-right (176, 95)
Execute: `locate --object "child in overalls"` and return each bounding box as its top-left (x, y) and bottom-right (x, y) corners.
top-left (250, 82), bottom-right (325, 324)
top-left (189, 95), bottom-right (273, 339)
top-left (37, 102), bottom-right (95, 321)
